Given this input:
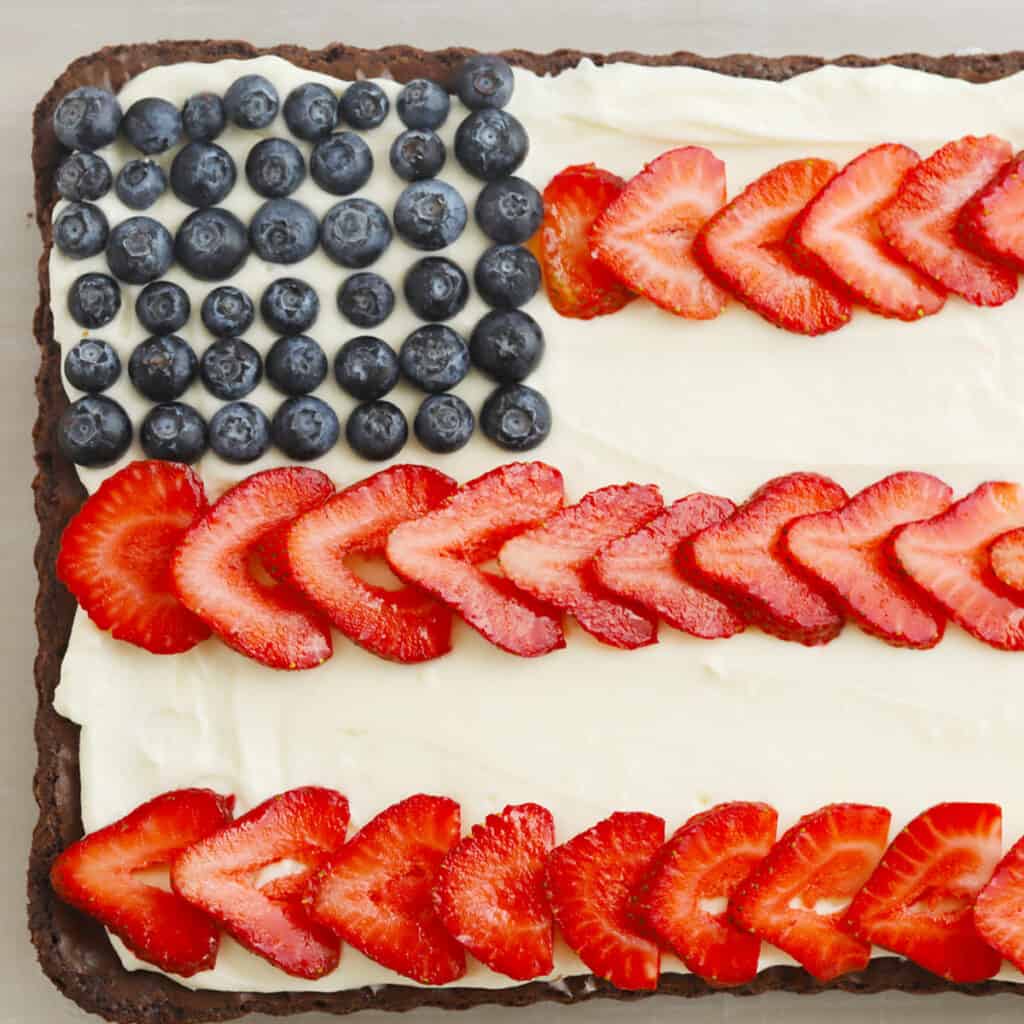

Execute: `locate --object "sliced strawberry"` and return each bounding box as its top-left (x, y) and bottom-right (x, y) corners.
top-left (386, 462), bottom-right (565, 657)
top-left (498, 483), bottom-right (663, 649)
top-left (789, 144), bottom-right (947, 320)
top-left (56, 460), bottom-right (210, 654)
top-left (171, 787), bottom-right (348, 980)
top-left (693, 158), bottom-right (852, 335)
top-left (308, 794), bottom-right (465, 985)
top-left (891, 481), bottom-right (1024, 650)
top-left (633, 802), bottom-right (777, 987)
top-left (593, 494), bottom-right (746, 640)
top-left (253, 522), bottom-right (295, 587)
top-left (688, 472), bottom-right (848, 645)
top-left (171, 468), bottom-right (335, 670)
top-left (51, 789), bottom-right (233, 976)
top-left (545, 811), bottom-right (665, 991)
top-left (590, 146), bottom-right (728, 319)
top-left (843, 803), bottom-right (1002, 982)
top-left (959, 151), bottom-right (1024, 273)
top-left (990, 527), bottom-right (1024, 593)
top-left (539, 164), bottom-right (636, 319)
top-left (730, 803), bottom-right (891, 982)
top-left (285, 466), bottom-right (458, 663)
top-left (878, 135), bottom-right (1016, 306)
top-left (783, 471), bottom-right (952, 649)
top-left (434, 803), bottom-right (555, 981)
top-left (975, 832), bottom-right (1024, 973)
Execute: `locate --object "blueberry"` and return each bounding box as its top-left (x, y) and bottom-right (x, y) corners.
top-left (201, 286), bottom-right (254, 338)
top-left (115, 159), bottom-right (167, 210)
top-left (121, 97), bottom-right (183, 155)
top-left (265, 335), bottom-right (327, 395)
top-left (128, 335), bottom-right (198, 401)
top-left (337, 272), bottom-right (394, 328)
top-left (397, 79), bottom-right (450, 130)
top-left (64, 338), bottom-right (121, 393)
top-left (106, 216), bottom-right (174, 285)
top-left (339, 81), bottom-right (389, 130)
top-left (309, 132), bottom-right (373, 196)
top-left (170, 142), bottom-right (237, 207)
top-left (283, 83), bottom-right (338, 141)
top-left (175, 208), bottom-right (249, 281)
top-left (393, 180), bottom-right (467, 251)
top-left (136, 280), bottom-right (190, 335)
top-left (321, 199), bottom-right (391, 268)
top-left (56, 152), bottom-right (112, 202)
top-left (68, 272), bottom-right (120, 329)
top-left (469, 309), bottom-right (544, 382)
top-left (140, 402), bottom-right (208, 463)
top-left (480, 383), bottom-right (551, 451)
top-left (58, 395), bottom-right (132, 467)
top-left (389, 129), bottom-right (446, 182)
top-left (250, 198), bottom-right (319, 264)
top-left (261, 278), bottom-right (319, 335)
top-left (474, 244), bottom-right (541, 308)
top-left (200, 338), bottom-right (262, 400)
top-left (475, 177), bottom-right (542, 244)
top-left (182, 92), bottom-right (226, 142)
top-left (272, 395), bottom-right (339, 460)
top-left (54, 202), bottom-right (108, 259)
top-left (455, 55), bottom-right (514, 111)
top-left (399, 325), bottom-right (469, 393)
top-left (334, 336), bottom-right (400, 401)
top-left (455, 109), bottom-right (528, 181)
top-left (224, 74), bottom-right (279, 130)
top-left (245, 138), bottom-right (305, 198)
top-left (403, 257), bottom-right (468, 321)
top-left (53, 87), bottom-right (122, 152)
top-left (345, 401), bottom-right (407, 460)
top-left (209, 402), bottom-right (271, 463)
top-left (414, 393), bottom-right (474, 453)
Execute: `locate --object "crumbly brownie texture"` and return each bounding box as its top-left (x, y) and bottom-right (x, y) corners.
top-left (29, 40), bottom-right (1024, 1023)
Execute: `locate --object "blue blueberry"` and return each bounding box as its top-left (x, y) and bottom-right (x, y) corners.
top-left (397, 79), bottom-right (450, 130)
top-left (250, 199), bottom-right (319, 264)
top-left (283, 82), bottom-right (338, 141)
top-left (115, 159), bottom-right (167, 210)
top-left (182, 92), bottom-right (226, 142)
top-left (64, 338), bottom-right (120, 393)
top-left (272, 395), bottom-right (339, 460)
top-left (339, 81), bottom-right (389, 130)
top-left (309, 132), bottom-right (373, 195)
top-left (265, 335), bottom-right (328, 395)
top-left (175, 208), bottom-right (249, 281)
top-left (321, 199), bottom-right (391, 268)
top-left (480, 383), bottom-right (550, 451)
top-left (474, 244), bottom-right (541, 308)
top-left (68, 273), bottom-right (120, 329)
top-left (475, 177), bottom-right (542, 244)
top-left (121, 97), bottom-right (182, 155)
top-left (414, 393), bottom-right (474, 453)
top-left (201, 286), bottom-right (254, 338)
top-left (261, 278), bottom-right (319, 335)
top-left (224, 74), bottom-right (279, 130)
top-left (334, 336), bottom-right (399, 401)
top-left (403, 257), bottom-right (468, 321)
top-left (106, 216), bottom-right (174, 284)
top-left (245, 138), bottom-right (305, 198)
top-left (170, 142), bottom-right (237, 207)
top-left (469, 309), bottom-right (544, 382)
top-left (54, 202), bottom-right (108, 259)
top-left (455, 55), bottom-right (514, 111)
top-left (345, 401), bottom-right (407, 460)
top-left (209, 401), bottom-right (271, 463)
top-left (393, 180), bottom-right (467, 251)
top-left (56, 152), bottom-right (112, 202)
top-left (140, 402), bottom-right (208, 463)
top-left (399, 325), bottom-right (469, 393)
top-left (455, 109), bottom-right (528, 181)
top-left (128, 335), bottom-right (198, 401)
top-left (337, 272), bottom-right (394, 328)
top-left (53, 87), bottom-right (122, 151)
top-left (200, 338), bottom-right (262, 400)
top-left (136, 280), bottom-right (190, 335)
top-left (389, 129), bottom-right (445, 182)
top-left (58, 395), bottom-right (132, 467)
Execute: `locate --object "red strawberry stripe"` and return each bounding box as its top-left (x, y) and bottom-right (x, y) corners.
top-left (959, 151), bottom-right (1024, 273)
top-left (991, 527), bottom-right (1024, 593)
top-left (975, 833), bottom-right (1024, 973)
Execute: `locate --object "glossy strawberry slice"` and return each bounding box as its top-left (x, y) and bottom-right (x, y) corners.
top-left (990, 527), bottom-right (1024, 593)
top-left (498, 484), bottom-right (663, 649)
top-left (51, 789), bottom-right (233, 976)
top-left (689, 473), bottom-right (848, 645)
top-left (634, 802), bottom-right (777, 987)
top-left (784, 472), bottom-right (952, 649)
top-left (959, 151), bottom-right (1024, 273)
top-left (590, 146), bottom-right (728, 319)
top-left (694, 158), bottom-right (852, 335)
top-left (285, 466), bottom-right (458, 663)
top-left (308, 794), bottom-right (465, 985)
top-left (545, 811), bottom-right (665, 991)
top-left (730, 803), bottom-right (891, 982)
top-left (56, 460), bottom-right (210, 654)
top-left (171, 468), bottom-right (335, 670)
top-left (975, 832), bottom-right (1024, 973)
top-left (593, 494), bottom-right (746, 640)
top-left (386, 462), bottom-right (565, 657)
top-left (879, 135), bottom-right (1016, 306)
top-left (843, 803), bottom-right (1002, 982)
top-left (891, 482), bottom-right (1024, 650)
top-left (789, 144), bottom-right (947, 320)
top-left (434, 803), bottom-right (555, 981)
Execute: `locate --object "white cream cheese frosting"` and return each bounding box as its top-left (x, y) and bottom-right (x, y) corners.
top-left (49, 55), bottom-right (1024, 991)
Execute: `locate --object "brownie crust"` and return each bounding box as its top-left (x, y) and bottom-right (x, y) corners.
top-left (30, 41), bottom-right (1024, 1023)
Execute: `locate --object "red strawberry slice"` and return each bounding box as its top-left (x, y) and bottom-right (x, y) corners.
top-left (975, 832), bottom-right (1024, 973)
top-left (730, 803), bottom-right (891, 982)
top-left (891, 481), bottom-right (1024, 650)
top-left (51, 788), bottom-right (233, 977)
top-left (498, 483), bottom-right (663, 649)
top-left (783, 471), bottom-right (953, 649)
top-left (843, 803), bottom-right (1002, 982)
top-left (434, 803), bottom-right (555, 981)
top-left (545, 811), bottom-right (665, 991)
top-left (878, 135), bottom-right (1017, 306)
top-left (789, 144), bottom-right (947, 321)
top-left (688, 472), bottom-right (848, 645)
top-left (56, 460), bottom-right (210, 654)
top-left (386, 462), bottom-right (566, 657)
top-left (959, 151), bottom-right (1024, 273)
top-left (171, 468), bottom-right (335, 670)
top-left (633, 802), bottom-right (777, 987)
top-left (308, 794), bottom-right (465, 985)
top-left (253, 522), bottom-right (296, 587)
top-left (539, 164), bottom-right (636, 319)
top-left (171, 787), bottom-right (349, 980)
top-left (693, 158), bottom-right (852, 335)
top-left (593, 494), bottom-right (746, 640)
top-left (285, 465), bottom-right (458, 663)
top-left (590, 146), bottom-right (728, 319)
top-left (990, 527), bottom-right (1024, 593)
